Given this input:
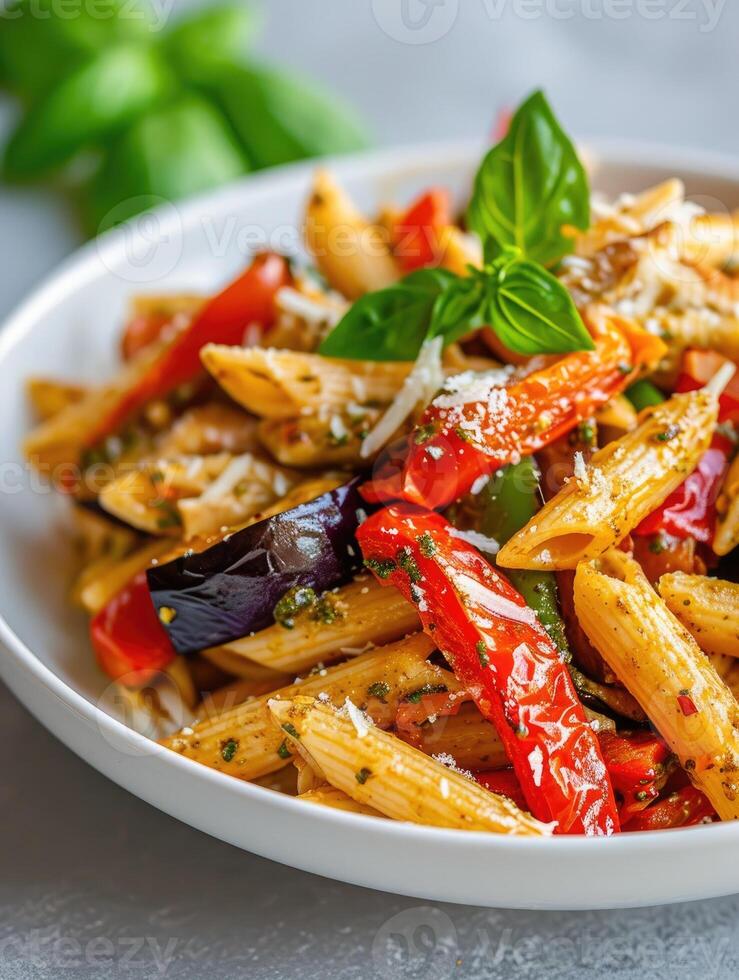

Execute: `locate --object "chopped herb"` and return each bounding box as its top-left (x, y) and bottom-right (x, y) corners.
top-left (364, 557), bottom-right (397, 580)
top-left (311, 594), bottom-right (343, 626)
top-left (355, 767), bottom-right (372, 785)
top-left (648, 534), bottom-right (667, 555)
top-left (405, 684), bottom-right (447, 704)
top-left (476, 639), bottom-right (490, 667)
top-left (417, 532), bottom-right (437, 558)
top-left (368, 681), bottom-right (391, 702)
top-left (409, 583), bottom-right (424, 605)
top-left (654, 424), bottom-right (681, 443)
top-left (414, 423), bottom-right (437, 445)
top-left (577, 421), bottom-right (595, 446)
top-left (154, 500), bottom-right (181, 529)
top-left (273, 586), bottom-right (317, 629)
top-left (233, 480), bottom-right (249, 498)
top-left (150, 469), bottom-right (164, 483)
top-left (221, 738), bottom-right (238, 762)
top-left (455, 426), bottom-right (474, 444)
top-left (281, 722), bottom-right (300, 740)
top-left (277, 740), bottom-right (292, 760)
top-left (397, 547), bottom-right (422, 584)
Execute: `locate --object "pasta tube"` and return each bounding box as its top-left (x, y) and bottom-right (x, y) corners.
top-left (298, 785), bottom-right (384, 817)
top-left (163, 634), bottom-right (453, 781)
top-left (268, 698), bottom-right (551, 835)
top-left (304, 170), bottom-right (399, 299)
top-left (399, 703), bottom-right (509, 771)
top-left (715, 453), bottom-right (739, 557)
top-left (201, 345), bottom-right (410, 420)
top-left (498, 378), bottom-right (726, 570)
top-left (574, 550), bottom-right (739, 821)
top-left (658, 573), bottom-right (739, 659)
top-left (211, 577), bottom-right (420, 675)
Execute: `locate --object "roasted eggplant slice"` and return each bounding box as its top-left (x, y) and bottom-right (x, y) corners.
top-left (147, 478), bottom-right (369, 654)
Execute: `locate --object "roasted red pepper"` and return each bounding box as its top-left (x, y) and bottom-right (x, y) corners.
top-left (87, 251), bottom-right (292, 447)
top-left (621, 786), bottom-right (715, 832)
top-left (634, 350), bottom-right (734, 544)
top-left (597, 730), bottom-right (673, 822)
top-left (363, 315), bottom-right (665, 509)
top-left (475, 769), bottom-right (528, 812)
top-left (392, 188), bottom-right (452, 273)
top-left (357, 505), bottom-right (620, 835)
top-left (90, 572), bottom-right (175, 687)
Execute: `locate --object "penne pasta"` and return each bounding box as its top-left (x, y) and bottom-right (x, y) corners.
top-left (497, 382), bottom-right (723, 570)
top-left (268, 698), bottom-right (551, 835)
top-left (398, 702), bottom-right (509, 771)
top-left (26, 377), bottom-right (87, 421)
top-left (304, 170), bottom-right (400, 299)
top-left (163, 634), bottom-right (453, 782)
top-left (75, 538), bottom-right (172, 615)
top-left (257, 407), bottom-right (385, 468)
top-left (574, 550), bottom-right (739, 821)
top-left (200, 345), bottom-right (411, 420)
top-left (715, 452), bottom-right (739, 557)
top-left (210, 577), bottom-right (420, 675)
top-left (658, 573), bottom-right (739, 659)
top-left (298, 785), bottom-right (384, 816)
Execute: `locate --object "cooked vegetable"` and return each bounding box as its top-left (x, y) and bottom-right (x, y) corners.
top-left (147, 479), bottom-right (369, 654)
top-left (392, 188), bottom-right (452, 273)
top-left (357, 506), bottom-right (619, 835)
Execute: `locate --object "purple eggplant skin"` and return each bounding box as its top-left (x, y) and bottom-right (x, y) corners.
top-left (146, 478), bottom-right (370, 655)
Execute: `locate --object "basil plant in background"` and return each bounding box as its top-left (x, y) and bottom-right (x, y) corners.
top-left (0, 0), bottom-right (369, 236)
top-left (321, 90), bottom-right (593, 362)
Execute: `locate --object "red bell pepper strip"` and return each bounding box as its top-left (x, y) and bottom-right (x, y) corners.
top-left (86, 251), bottom-right (292, 447)
top-left (364, 315), bottom-right (665, 509)
top-left (475, 768), bottom-right (528, 812)
top-left (676, 349), bottom-right (739, 423)
top-left (621, 786), bottom-right (715, 832)
top-left (392, 188), bottom-right (452, 273)
top-left (597, 730), bottom-right (673, 822)
top-left (634, 349), bottom-right (734, 544)
top-left (357, 505), bottom-right (620, 835)
top-left (90, 571), bottom-right (175, 687)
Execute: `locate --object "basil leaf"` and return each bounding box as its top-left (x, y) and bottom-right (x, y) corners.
top-left (206, 63), bottom-right (368, 170)
top-left (319, 268), bottom-right (457, 361)
top-left (428, 273), bottom-right (488, 346)
top-left (467, 90), bottom-right (589, 267)
top-left (0, 0), bottom-right (154, 102)
top-left (3, 44), bottom-right (174, 178)
top-left (89, 95), bottom-right (248, 234)
top-left (488, 256), bottom-right (594, 355)
top-left (164, 4), bottom-right (259, 86)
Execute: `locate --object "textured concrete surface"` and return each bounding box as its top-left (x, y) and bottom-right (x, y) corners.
top-left (2, 3), bottom-right (739, 977)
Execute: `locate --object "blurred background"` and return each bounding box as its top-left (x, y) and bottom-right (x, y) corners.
top-left (1, 0), bottom-right (737, 322)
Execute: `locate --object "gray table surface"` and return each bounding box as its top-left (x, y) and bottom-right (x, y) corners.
top-left (2, 3), bottom-right (739, 977)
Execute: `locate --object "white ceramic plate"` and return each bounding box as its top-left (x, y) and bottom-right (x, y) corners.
top-left (2, 141), bottom-right (739, 911)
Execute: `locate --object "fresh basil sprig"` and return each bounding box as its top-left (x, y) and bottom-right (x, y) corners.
top-left (320, 248), bottom-right (593, 361)
top-left (320, 90), bottom-right (594, 363)
top-left (467, 89), bottom-right (590, 267)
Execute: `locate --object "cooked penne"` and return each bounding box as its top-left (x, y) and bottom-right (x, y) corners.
top-left (26, 377), bottom-right (87, 421)
top-left (658, 573), bottom-right (739, 658)
top-left (574, 550), bottom-right (739, 821)
top-left (153, 403), bottom-right (258, 457)
top-left (163, 634), bottom-right (453, 781)
top-left (715, 452), bottom-right (739, 557)
top-left (268, 698), bottom-right (551, 835)
top-left (304, 170), bottom-right (399, 299)
top-left (497, 381), bottom-right (724, 570)
top-left (210, 577), bottom-right (420, 675)
top-left (75, 538), bottom-right (172, 615)
top-left (298, 785), bottom-right (384, 817)
top-left (399, 702), bottom-right (509, 771)
top-left (201, 345), bottom-right (411, 420)
top-left (651, 308), bottom-right (739, 364)
top-left (257, 407), bottom-right (385, 468)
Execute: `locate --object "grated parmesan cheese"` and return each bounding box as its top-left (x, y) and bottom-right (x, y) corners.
top-left (449, 527), bottom-right (500, 556)
top-left (343, 697), bottom-right (372, 738)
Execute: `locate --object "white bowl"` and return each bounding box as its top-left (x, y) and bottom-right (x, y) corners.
top-left (2, 141), bottom-right (739, 911)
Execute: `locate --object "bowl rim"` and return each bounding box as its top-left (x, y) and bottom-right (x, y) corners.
top-left (2, 136), bottom-right (739, 867)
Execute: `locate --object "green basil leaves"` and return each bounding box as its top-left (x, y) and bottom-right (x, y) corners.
top-left (319, 249), bottom-right (593, 361)
top-left (468, 90), bottom-right (590, 267)
top-left (320, 90), bottom-right (593, 363)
